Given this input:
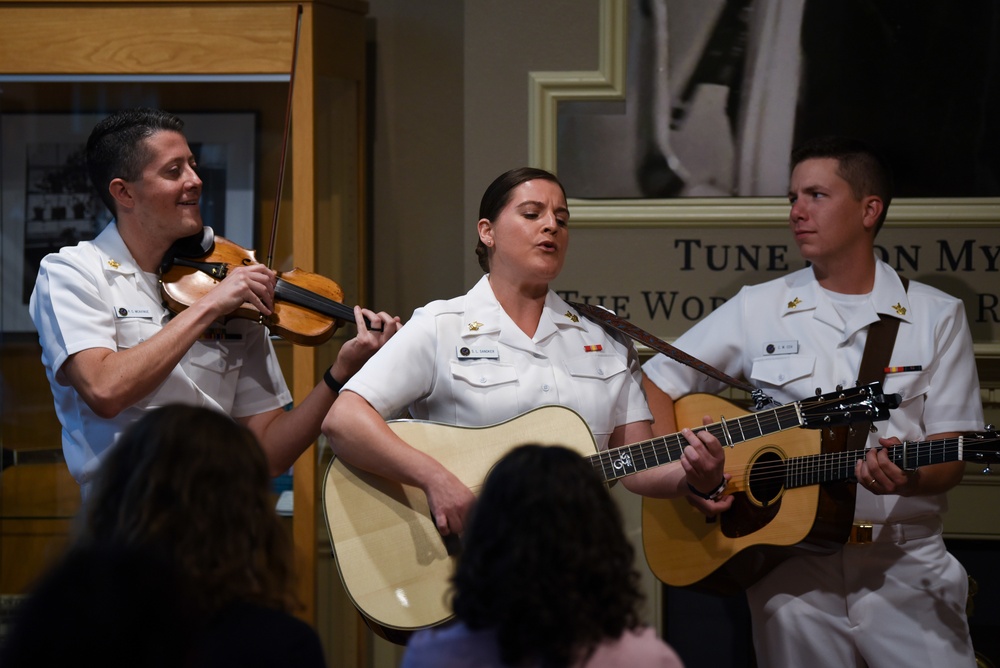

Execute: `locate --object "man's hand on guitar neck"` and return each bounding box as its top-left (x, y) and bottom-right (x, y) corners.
top-left (856, 434), bottom-right (966, 498)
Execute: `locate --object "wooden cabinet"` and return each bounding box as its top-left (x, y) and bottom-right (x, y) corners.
top-left (0, 1), bottom-right (371, 663)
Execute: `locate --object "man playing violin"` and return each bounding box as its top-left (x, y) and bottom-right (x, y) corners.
top-left (29, 107), bottom-right (400, 496)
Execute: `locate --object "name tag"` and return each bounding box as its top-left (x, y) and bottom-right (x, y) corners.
top-left (115, 306), bottom-right (152, 318)
top-left (764, 340), bottom-right (798, 355)
top-left (456, 345), bottom-right (499, 360)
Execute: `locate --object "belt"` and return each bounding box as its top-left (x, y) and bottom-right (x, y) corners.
top-left (847, 517), bottom-right (943, 545)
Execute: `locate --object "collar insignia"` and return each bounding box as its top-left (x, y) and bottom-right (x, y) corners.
top-left (564, 311), bottom-right (579, 323)
top-left (787, 297), bottom-right (802, 309)
top-left (468, 320), bottom-right (484, 332)
top-left (107, 259), bottom-right (120, 269)
top-left (892, 302), bottom-right (907, 316)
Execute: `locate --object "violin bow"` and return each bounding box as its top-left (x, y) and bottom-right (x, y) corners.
top-left (265, 3), bottom-right (303, 270)
top-left (261, 6), bottom-right (380, 333)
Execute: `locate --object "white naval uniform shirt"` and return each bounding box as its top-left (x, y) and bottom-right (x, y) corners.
top-left (29, 223), bottom-right (291, 486)
top-left (343, 275), bottom-right (651, 450)
top-left (643, 257), bottom-right (983, 524)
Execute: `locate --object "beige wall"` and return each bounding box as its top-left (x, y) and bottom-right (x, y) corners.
top-left (367, 1), bottom-right (465, 318)
top-left (368, 0), bottom-right (600, 317)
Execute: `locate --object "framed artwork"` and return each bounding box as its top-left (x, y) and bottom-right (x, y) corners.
top-left (554, 0), bottom-right (1000, 199)
top-left (528, 0), bottom-right (1000, 347)
top-left (1, 111), bottom-right (256, 332)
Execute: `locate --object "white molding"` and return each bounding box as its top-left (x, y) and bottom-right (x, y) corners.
top-left (528, 0), bottom-right (627, 171)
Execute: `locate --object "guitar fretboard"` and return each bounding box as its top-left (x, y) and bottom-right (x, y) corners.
top-left (590, 403), bottom-right (803, 482)
top-left (784, 437), bottom-right (965, 488)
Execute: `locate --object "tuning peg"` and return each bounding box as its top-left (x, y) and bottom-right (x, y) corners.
top-left (836, 384), bottom-right (844, 392)
top-left (869, 424), bottom-right (878, 433)
top-left (986, 424), bottom-right (994, 430)
top-left (984, 466), bottom-right (992, 475)
top-left (815, 388), bottom-right (823, 396)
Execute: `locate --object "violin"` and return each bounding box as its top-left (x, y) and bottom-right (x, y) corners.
top-left (158, 7), bottom-right (377, 347)
top-left (159, 227), bottom-right (367, 346)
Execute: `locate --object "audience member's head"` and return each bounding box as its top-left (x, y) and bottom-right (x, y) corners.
top-left (0, 542), bottom-right (190, 667)
top-left (79, 404), bottom-right (298, 617)
top-left (450, 444), bottom-right (645, 666)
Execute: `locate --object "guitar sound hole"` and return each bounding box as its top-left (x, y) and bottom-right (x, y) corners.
top-left (747, 451), bottom-right (785, 507)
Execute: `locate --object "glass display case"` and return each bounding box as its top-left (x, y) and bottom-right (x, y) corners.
top-left (0, 1), bottom-right (371, 664)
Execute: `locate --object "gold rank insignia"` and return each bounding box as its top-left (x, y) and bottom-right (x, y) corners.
top-left (564, 311), bottom-right (579, 323)
top-left (107, 259), bottom-right (120, 269)
top-left (892, 302), bottom-right (907, 316)
top-left (787, 297), bottom-right (802, 309)
top-left (468, 321), bottom-right (484, 332)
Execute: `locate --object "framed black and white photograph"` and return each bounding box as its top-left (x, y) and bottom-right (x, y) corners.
top-left (528, 0), bottom-right (1000, 342)
top-left (1, 111), bottom-right (257, 332)
top-left (556, 0), bottom-right (1000, 200)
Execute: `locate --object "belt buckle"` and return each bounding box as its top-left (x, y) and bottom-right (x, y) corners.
top-left (849, 523), bottom-right (873, 544)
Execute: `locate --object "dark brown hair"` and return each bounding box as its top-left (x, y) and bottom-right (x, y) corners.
top-left (791, 136), bottom-right (894, 232)
top-left (451, 444), bottom-right (644, 666)
top-left (475, 167), bottom-right (567, 272)
top-left (86, 108), bottom-right (185, 216)
top-left (78, 405), bottom-right (298, 616)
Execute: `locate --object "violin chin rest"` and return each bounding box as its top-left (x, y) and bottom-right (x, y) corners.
top-left (197, 226), bottom-right (215, 252)
top-left (160, 227), bottom-right (216, 272)
top-left (178, 226), bottom-right (215, 255)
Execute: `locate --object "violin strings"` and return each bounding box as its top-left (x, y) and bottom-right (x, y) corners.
top-left (275, 278), bottom-right (355, 320)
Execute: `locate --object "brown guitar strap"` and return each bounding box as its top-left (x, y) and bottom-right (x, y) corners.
top-left (567, 301), bottom-right (779, 410)
top-left (816, 276), bottom-right (909, 544)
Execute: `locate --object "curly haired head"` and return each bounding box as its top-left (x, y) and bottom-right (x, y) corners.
top-left (451, 444), bottom-right (644, 667)
top-left (78, 405), bottom-right (297, 616)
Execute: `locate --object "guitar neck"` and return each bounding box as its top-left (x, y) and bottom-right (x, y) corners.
top-left (786, 436), bottom-right (965, 488)
top-left (590, 402), bottom-right (804, 483)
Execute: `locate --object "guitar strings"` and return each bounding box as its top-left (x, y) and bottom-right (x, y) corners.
top-left (592, 394), bottom-right (874, 481)
top-left (590, 387), bottom-right (997, 492)
top-left (711, 434), bottom-right (999, 489)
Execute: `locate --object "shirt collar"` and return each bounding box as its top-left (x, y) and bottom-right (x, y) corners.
top-left (93, 222), bottom-right (142, 277)
top-left (460, 275), bottom-right (588, 342)
top-left (780, 258), bottom-right (913, 334)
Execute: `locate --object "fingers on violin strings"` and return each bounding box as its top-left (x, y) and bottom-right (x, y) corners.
top-left (364, 308), bottom-right (396, 334)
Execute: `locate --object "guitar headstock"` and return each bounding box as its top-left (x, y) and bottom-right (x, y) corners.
top-left (798, 382), bottom-right (900, 429)
top-left (962, 431), bottom-right (1000, 468)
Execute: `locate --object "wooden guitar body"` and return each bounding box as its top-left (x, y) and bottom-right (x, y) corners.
top-left (643, 406), bottom-right (1000, 594)
top-left (322, 406), bottom-right (598, 638)
top-left (643, 394), bottom-right (862, 594)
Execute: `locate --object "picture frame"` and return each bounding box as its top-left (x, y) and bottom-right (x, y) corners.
top-left (530, 0), bottom-right (1000, 351)
top-left (549, 0), bottom-right (1000, 200)
top-left (1, 111), bottom-right (256, 332)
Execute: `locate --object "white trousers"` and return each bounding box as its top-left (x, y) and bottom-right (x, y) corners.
top-left (746, 533), bottom-right (975, 668)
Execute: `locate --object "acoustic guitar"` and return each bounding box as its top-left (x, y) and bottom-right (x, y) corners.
top-left (643, 393), bottom-right (999, 595)
top-left (322, 383), bottom-right (894, 640)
